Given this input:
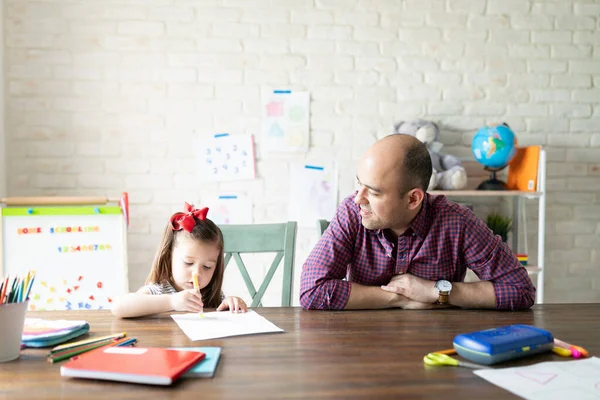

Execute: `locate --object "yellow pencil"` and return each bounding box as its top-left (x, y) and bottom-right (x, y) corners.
top-left (23, 271), bottom-right (30, 297)
top-left (192, 272), bottom-right (204, 318)
top-left (50, 332), bottom-right (127, 353)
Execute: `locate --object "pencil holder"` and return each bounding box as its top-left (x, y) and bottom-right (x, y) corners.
top-left (0, 300), bottom-right (29, 362)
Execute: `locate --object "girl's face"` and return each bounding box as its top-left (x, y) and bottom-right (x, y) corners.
top-left (170, 235), bottom-right (220, 292)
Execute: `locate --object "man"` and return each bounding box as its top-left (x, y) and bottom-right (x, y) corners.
top-left (300, 134), bottom-right (535, 311)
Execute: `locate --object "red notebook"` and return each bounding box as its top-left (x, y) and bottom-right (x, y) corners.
top-left (60, 346), bottom-right (205, 385)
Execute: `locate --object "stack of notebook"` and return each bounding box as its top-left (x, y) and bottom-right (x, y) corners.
top-left (60, 346), bottom-right (222, 385)
top-left (174, 347), bottom-right (222, 378)
top-left (22, 318), bottom-right (90, 348)
top-left (61, 347), bottom-right (209, 385)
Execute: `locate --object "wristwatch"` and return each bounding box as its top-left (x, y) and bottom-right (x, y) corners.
top-left (434, 280), bottom-right (453, 305)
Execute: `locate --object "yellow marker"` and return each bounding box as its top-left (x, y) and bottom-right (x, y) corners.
top-left (552, 346), bottom-right (572, 357)
top-left (192, 272), bottom-right (205, 318)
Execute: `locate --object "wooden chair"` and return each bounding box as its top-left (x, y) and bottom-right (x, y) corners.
top-left (220, 222), bottom-right (297, 307)
top-left (317, 219), bottom-right (329, 237)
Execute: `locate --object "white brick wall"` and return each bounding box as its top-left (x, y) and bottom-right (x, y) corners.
top-left (2, 0), bottom-right (600, 305)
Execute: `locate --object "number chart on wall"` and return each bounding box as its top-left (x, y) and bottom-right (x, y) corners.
top-left (1, 206), bottom-right (128, 311)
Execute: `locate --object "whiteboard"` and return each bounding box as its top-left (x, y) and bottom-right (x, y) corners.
top-left (1, 206), bottom-right (128, 311)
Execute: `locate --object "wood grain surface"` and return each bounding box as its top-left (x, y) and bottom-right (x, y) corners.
top-left (1, 304), bottom-right (597, 399)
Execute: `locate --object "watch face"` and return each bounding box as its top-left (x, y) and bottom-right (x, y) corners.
top-left (436, 280), bottom-right (452, 292)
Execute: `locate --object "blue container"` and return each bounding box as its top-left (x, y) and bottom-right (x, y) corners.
top-left (453, 324), bottom-right (554, 365)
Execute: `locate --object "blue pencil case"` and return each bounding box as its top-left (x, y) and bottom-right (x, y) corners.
top-left (453, 324), bottom-right (554, 365)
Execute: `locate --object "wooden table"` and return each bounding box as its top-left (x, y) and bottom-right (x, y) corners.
top-left (1, 304), bottom-right (597, 399)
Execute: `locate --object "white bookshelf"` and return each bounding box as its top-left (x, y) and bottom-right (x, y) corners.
top-left (430, 149), bottom-right (547, 304)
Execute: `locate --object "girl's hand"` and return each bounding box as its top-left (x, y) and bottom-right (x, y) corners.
top-left (170, 289), bottom-right (204, 312)
top-left (217, 296), bottom-right (248, 313)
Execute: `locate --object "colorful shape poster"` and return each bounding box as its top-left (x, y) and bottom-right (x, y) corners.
top-left (288, 163), bottom-right (338, 228)
top-left (261, 90), bottom-right (310, 153)
top-left (197, 134), bottom-right (256, 182)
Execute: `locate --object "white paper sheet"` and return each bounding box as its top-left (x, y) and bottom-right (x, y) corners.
top-left (288, 163), bottom-right (338, 227)
top-left (170, 310), bottom-right (284, 341)
top-left (206, 195), bottom-right (253, 225)
top-left (474, 357), bottom-right (600, 400)
top-left (196, 133), bottom-right (256, 182)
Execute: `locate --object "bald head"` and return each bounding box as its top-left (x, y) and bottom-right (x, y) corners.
top-left (363, 134), bottom-right (432, 194)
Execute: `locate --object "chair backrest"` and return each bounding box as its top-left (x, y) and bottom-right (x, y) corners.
top-left (317, 219), bottom-right (329, 237)
top-left (220, 222), bottom-right (297, 307)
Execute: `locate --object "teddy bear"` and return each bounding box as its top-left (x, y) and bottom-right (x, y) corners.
top-left (393, 119), bottom-right (468, 191)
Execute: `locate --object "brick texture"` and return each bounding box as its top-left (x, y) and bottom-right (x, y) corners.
top-left (2, 0), bottom-right (600, 305)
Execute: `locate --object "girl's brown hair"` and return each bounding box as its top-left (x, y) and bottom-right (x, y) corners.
top-left (146, 216), bottom-right (224, 308)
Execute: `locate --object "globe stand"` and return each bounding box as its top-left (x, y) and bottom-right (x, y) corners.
top-left (477, 166), bottom-right (508, 190)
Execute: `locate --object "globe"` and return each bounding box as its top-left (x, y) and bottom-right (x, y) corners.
top-left (471, 124), bottom-right (517, 169)
top-left (471, 124), bottom-right (518, 190)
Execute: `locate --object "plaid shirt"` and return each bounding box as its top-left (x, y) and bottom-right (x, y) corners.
top-left (300, 193), bottom-right (535, 311)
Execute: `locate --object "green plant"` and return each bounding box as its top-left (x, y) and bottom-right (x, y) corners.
top-left (485, 213), bottom-right (512, 242)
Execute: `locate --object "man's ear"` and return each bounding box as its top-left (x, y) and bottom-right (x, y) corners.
top-left (407, 188), bottom-right (425, 210)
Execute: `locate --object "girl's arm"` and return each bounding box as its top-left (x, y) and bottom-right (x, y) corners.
top-left (111, 288), bottom-right (174, 318)
top-left (111, 287), bottom-right (205, 318)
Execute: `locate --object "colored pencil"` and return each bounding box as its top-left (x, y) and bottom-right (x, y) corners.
top-left (48, 336), bottom-right (135, 363)
top-left (50, 332), bottom-right (127, 353)
top-left (0, 272), bottom-right (36, 305)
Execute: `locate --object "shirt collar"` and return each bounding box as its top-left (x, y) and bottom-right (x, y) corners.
top-left (409, 193), bottom-right (430, 238)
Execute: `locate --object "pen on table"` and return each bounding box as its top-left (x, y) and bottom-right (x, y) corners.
top-left (48, 338), bottom-right (119, 362)
top-left (432, 349), bottom-right (457, 355)
top-left (50, 332), bottom-right (127, 353)
top-left (49, 335), bottom-right (126, 358)
top-left (554, 338), bottom-right (588, 358)
top-left (192, 271), bottom-right (204, 318)
top-left (48, 336), bottom-right (136, 363)
top-left (552, 346), bottom-right (572, 357)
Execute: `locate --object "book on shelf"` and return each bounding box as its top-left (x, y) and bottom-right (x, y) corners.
top-left (507, 145), bottom-right (541, 192)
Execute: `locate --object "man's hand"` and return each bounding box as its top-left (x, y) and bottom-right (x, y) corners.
top-left (381, 273), bottom-right (438, 304)
top-left (391, 293), bottom-right (440, 310)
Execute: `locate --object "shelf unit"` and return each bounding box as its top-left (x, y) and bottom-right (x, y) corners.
top-left (429, 149), bottom-right (547, 304)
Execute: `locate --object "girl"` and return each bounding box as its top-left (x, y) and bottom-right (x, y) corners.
top-left (112, 203), bottom-right (248, 318)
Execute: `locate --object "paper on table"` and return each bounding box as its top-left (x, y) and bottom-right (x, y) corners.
top-left (474, 357), bottom-right (600, 400)
top-left (170, 310), bottom-right (284, 341)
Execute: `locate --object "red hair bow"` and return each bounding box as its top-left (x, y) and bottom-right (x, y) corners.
top-left (170, 203), bottom-right (209, 233)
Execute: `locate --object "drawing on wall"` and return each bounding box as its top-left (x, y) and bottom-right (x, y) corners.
top-left (288, 163), bottom-right (338, 228)
top-left (206, 195), bottom-right (253, 225)
top-left (197, 133), bottom-right (256, 182)
top-left (474, 357), bottom-right (600, 400)
top-left (261, 90), bottom-right (310, 153)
